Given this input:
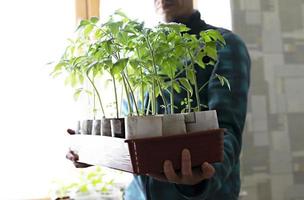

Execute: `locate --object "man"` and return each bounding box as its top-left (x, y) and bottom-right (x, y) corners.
top-left (67, 0), bottom-right (251, 199)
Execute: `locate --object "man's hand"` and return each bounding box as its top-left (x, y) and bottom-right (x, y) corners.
top-left (66, 129), bottom-right (92, 168)
top-left (149, 149), bottom-right (215, 185)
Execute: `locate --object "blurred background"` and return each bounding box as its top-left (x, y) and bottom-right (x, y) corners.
top-left (232, 1), bottom-right (304, 200)
top-left (0, 0), bottom-right (303, 199)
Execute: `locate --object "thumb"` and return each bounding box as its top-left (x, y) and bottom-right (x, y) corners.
top-left (201, 162), bottom-right (215, 180)
top-left (67, 129), bottom-right (76, 135)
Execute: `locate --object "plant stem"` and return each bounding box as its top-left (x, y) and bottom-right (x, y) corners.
top-left (175, 68), bottom-right (186, 78)
top-left (151, 81), bottom-right (156, 115)
top-left (135, 48), bottom-right (146, 116)
top-left (156, 79), bottom-right (168, 114)
top-left (112, 74), bottom-right (119, 119)
top-left (185, 69), bottom-right (192, 113)
top-left (169, 65), bottom-right (175, 114)
top-left (146, 98), bottom-right (151, 115)
top-left (140, 70), bottom-right (145, 115)
top-left (122, 73), bottom-right (133, 116)
top-left (170, 79), bottom-right (174, 114)
top-left (112, 50), bottom-right (123, 118)
top-left (93, 90), bottom-right (96, 120)
top-left (187, 91), bottom-right (191, 113)
top-left (187, 49), bottom-right (201, 112)
top-left (144, 34), bottom-right (168, 114)
top-left (123, 72), bottom-right (139, 116)
top-left (86, 70), bottom-right (106, 117)
top-left (199, 79), bottom-right (211, 93)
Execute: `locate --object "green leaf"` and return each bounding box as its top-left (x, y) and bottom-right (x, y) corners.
top-left (104, 40), bottom-right (113, 55)
top-left (53, 62), bottom-right (65, 72)
top-left (206, 29), bottom-right (226, 45)
top-left (200, 32), bottom-right (212, 43)
top-left (117, 31), bottom-right (128, 45)
top-left (174, 43), bottom-right (184, 55)
top-left (92, 178), bottom-right (102, 186)
top-left (70, 72), bottom-right (77, 87)
top-left (92, 64), bottom-right (101, 77)
top-left (79, 184), bottom-right (88, 193)
top-left (187, 69), bottom-right (196, 85)
top-left (179, 78), bottom-right (193, 95)
top-left (215, 74), bottom-right (231, 91)
top-left (195, 51), bottom-right (206, 69)
top-left (50, 62), bottom-right (66, 77)
top-left (172, 81), bottom-right (181, 93)
top-left (111, 58), bottom-right (128, 75)
top-left (95, 28), bottom-right (103, 39)
top-left (50, 71), bottom-right (62, 78)
top-left (78, 73), bottom-right (84, 84)
top-left (102, 59), bottom-right (113, 71)
top-left (84, 24), bottom-right (94, 37)
top-left (205, 45), bottom-right (217, 60)
top-left (129, 59), bottom-right (140, 69)
top-left (106, 21), bottom-right (123, 35)
top-left (90, 17), bottom-right (99, 24)
top-left (215, 74), bottom-right (225, 86)
top-left (158, 23), bottom-right (190, 33)
top-left (76, 19), bottom-right (90, 31)
top-left (216, 74), bottom-right (231, 90)
top-left (222, 76), bottom-right (231, 91)
top-left (73, 88), bottom-right (83, 101)
top-left (114, 9), bottom-right (128, 18)
top-left (86, 61), bottom-right (98, 74)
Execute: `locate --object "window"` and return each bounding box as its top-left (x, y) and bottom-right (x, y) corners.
top-left (197, 0), bottom-right (232, 30)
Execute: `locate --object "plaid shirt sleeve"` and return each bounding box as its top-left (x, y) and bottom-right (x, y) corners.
top-left (176, 30), bottom-right (251, 199)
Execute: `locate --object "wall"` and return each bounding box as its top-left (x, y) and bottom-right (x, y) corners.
top-left (231, 0), bottom-right (304, 199)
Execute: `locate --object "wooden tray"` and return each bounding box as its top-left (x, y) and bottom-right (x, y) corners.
top-left (69, 128), bottom-right (224, 175)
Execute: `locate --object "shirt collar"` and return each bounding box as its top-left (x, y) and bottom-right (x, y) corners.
top-left (173, 10), bottom-right (208, 32)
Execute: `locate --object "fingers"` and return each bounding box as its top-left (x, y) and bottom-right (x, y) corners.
top-left (66, 150), bottom-right (92, 168)
top-left (66, 150), bottom-right (79, 162)
top-left (74, 162), bottom-right (92, 168)
top-left (163, 160), bottom-right (180, 183)
top-left (67, 129), bottom-right (76, 135)
top-left (201, 162), bottom-right (215, 180)
top-left (65, 130), bottom-right (91, 168)
top-left (181, 149), bottom-right (192, 176)
top-left (163, 150), bottom-right (215, 185)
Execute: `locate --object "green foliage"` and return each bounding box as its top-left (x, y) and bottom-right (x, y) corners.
top-left (51, 10), bottom-right (229, 116)
top-left (52, 167), bottom-right (115, 198)
top-left (215, 73), bottom-right (231, 90)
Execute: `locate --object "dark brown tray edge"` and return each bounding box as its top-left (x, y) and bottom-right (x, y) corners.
top-left (125, 128), bottom-right (225, 175)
